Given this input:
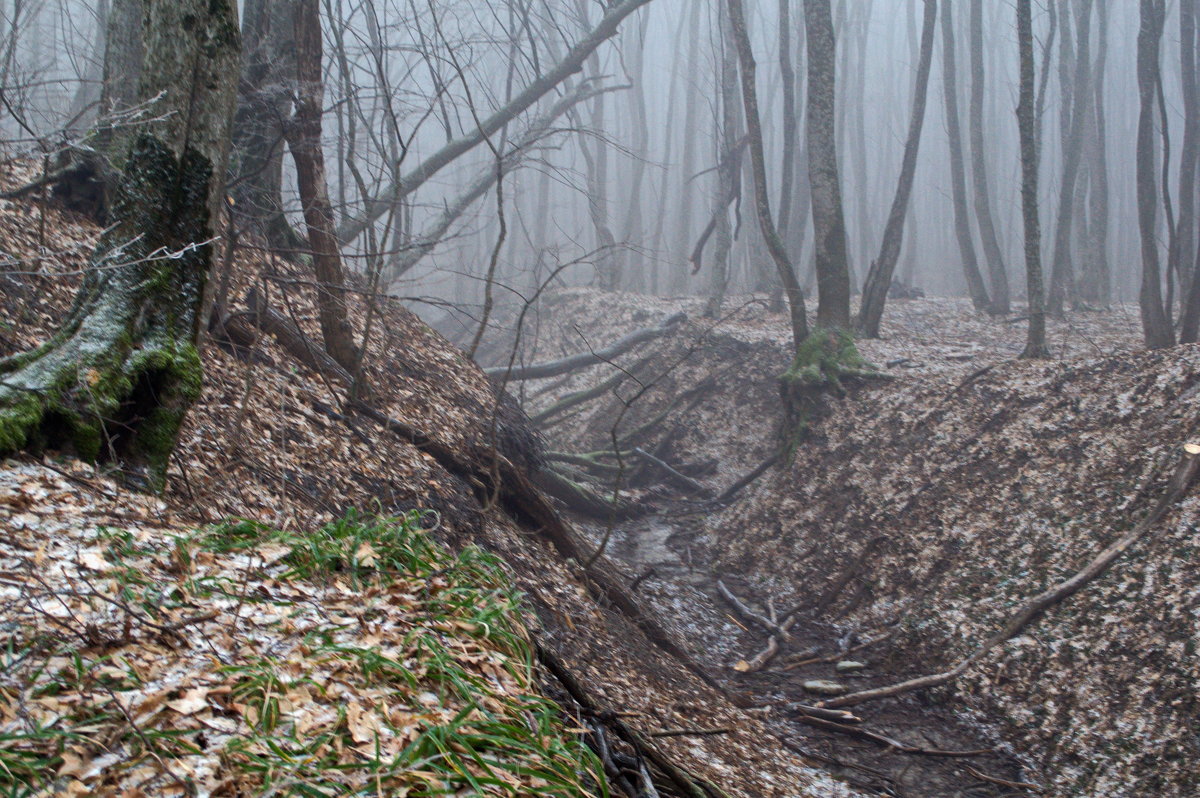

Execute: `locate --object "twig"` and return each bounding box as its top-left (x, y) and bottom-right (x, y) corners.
top-left (963, 764), bottom-right (1044, 793)
top-left (716, 580), bottom-right (788, 638)
top-left (649, 728), bottom-right (732, 738)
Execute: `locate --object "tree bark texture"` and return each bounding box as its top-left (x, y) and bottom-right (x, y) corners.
top-left (0, 0), bottom-right (240, 487)
top-left (1137, 0), bottom-right (1175, 349)
top-left (1017, 0), bottom-right (1048, 358)
top-left (728, 0), bottom-right (809, 346)
top-left (802, 0), bottom-right (851, 330)
top-left (286, 0), bottom-right (360, 373)
top-left (230, 0), bottom-right (304, 250)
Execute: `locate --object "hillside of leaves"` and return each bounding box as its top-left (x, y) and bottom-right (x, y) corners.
top-left (485, 288), bottom-right (1198, 798)
top-left (0, 162), bottom-right (859, 797)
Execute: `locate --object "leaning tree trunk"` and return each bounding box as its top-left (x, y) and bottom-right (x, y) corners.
top-left (940, 0), bottom-right (990, 312)
top-left (1137, 0), bottom-right (1175, 349)
top-left (727, 0), bottom-right (808, 347)
top-left (857, 0), bottom-right (937, 338)
top-left (0, 0), bottom-right (240, 488)
top-left (1017, 0), bottom-right (1048, 358)
top-left (802, 0), bottom-right (852, 330)
top-left (286, 0), bottom-right (361, 374)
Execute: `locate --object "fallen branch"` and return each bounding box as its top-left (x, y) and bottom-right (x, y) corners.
top-left (822, 444), bottom-right (1200, 709)
top-left (962, 764), bottom-right (1044, 793)
top-left (793, 714), bottom-right (992, 758)
top-left (486, 312), bottom-right (685, 381)
top-left (536, 643), bottom-right (720, 798)
top-left (533, 466), bottom-right (646, 520)
top-left (632, 447), bottom-right (711, 496)
top-left (711, 452), bottom-right (780, 506)
top-left (530, 356), bottom-right (651, 426)
top-left (716, 580), bottom-right (789, 638)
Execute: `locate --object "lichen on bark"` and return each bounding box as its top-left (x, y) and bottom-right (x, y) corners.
top-left (0, 135), bottom-right (213, 489)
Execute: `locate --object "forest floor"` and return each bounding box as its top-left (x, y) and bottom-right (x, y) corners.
top-left (0, 163), bottom-right (864, 797)
top-left (459, 288), bottom-right (1197, 798)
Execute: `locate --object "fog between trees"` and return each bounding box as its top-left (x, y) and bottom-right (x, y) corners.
top-left (2, 0), bottom-right (1197, 348)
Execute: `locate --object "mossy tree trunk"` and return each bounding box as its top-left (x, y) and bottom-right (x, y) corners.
top-left (0, 0), bottom-right (240, 488)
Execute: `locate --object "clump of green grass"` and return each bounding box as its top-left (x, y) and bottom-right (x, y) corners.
top-left (2, 511), bottom-right (606, 797)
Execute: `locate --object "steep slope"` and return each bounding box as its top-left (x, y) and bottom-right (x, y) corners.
top-left (0, 162), bottom-right (854, 797)
top-left (486, 289), bottom-right (1198, 797)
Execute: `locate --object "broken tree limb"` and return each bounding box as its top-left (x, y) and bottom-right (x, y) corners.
top-left (822, 444), bottom-right (1200, 710)
top-left (485, 312), bottom-right (685, 381)
top-left (530, 355), bottom-right (652, 426)
top-left (793, 715), bottom-right (992, 758)
top-left (533, 466), bottom-right (645, 520)
top-left (242, 288), bottom-right (354, 384)
top-left (347, 400), bottom-right (717, 692)
top-left (711, 452), bottom-right (780, 505)
top-left (632, 447), bottom-right (711, 496)
top-left (716, 580), bottom-right (789, 638)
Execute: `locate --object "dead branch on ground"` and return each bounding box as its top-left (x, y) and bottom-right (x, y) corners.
top-left (822, 444), bottom-right (1200, 709)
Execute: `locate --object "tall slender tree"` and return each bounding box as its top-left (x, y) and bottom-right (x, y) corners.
top-left (802, 0), bottom-right (851, 330)
top-left (941, 0), bottom-right (990, 311)
top-left (1047, 0), bottom-right (1095, 317)
top-left (857, 0), bottom-right (938, 338)
top-left (726, 0), bottom-right (808, 346)
top-left (968, 0), bottom-right (1010, 314)
top-left (1136, 0), bottom-right (1175, 349)
top-left (1017, 0), bottom-right (1048, 358)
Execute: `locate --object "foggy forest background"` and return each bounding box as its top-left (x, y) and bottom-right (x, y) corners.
top-left (1, 0), bottom-right (1197, 349)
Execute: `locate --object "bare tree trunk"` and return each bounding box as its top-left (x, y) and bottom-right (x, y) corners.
top-left (777, 0), bottom-right (798, 253)
top-left (672, 0), bottom-right (702, 294)
top-left (705, 0), bottom-right (743, 319)
top-left (230, 0), bottom-right (305, 251)
top-left (1137, 0), bottom-right (1175, 349)
top-left (0, 0), bottom-right (240, 488)
top-left (728, 0), bottom-right (808, 346)
top-left (803, 0), bottom-right (851, 330)
top-left (1079, 0), bottom-right (1111, 308)
top-left (287, 0), bottom-right (360, 372)
top-left (969, 0), bottom-right (1010, 314)
top-left (620, 12), bottom-right (651, 292)
top-left (1048, 0), bottom-right (1095, 317)
top-left (940, 0), bottom-right (990, 312)
top-left (1177, 0), bottom-right (1200, 341)
top-left (1017, 0), bottom-right (1048, 358)
top-left (857, 0), bottom-right (937, 338)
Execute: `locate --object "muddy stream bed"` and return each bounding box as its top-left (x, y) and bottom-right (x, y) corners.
top-left (586, 511), bottom-right (1037, 798)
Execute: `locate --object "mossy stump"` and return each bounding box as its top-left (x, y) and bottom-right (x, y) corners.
top-left (0, 136), bottom-right (214, 489)
top-left (778, 327), bottom-right (886, 454)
